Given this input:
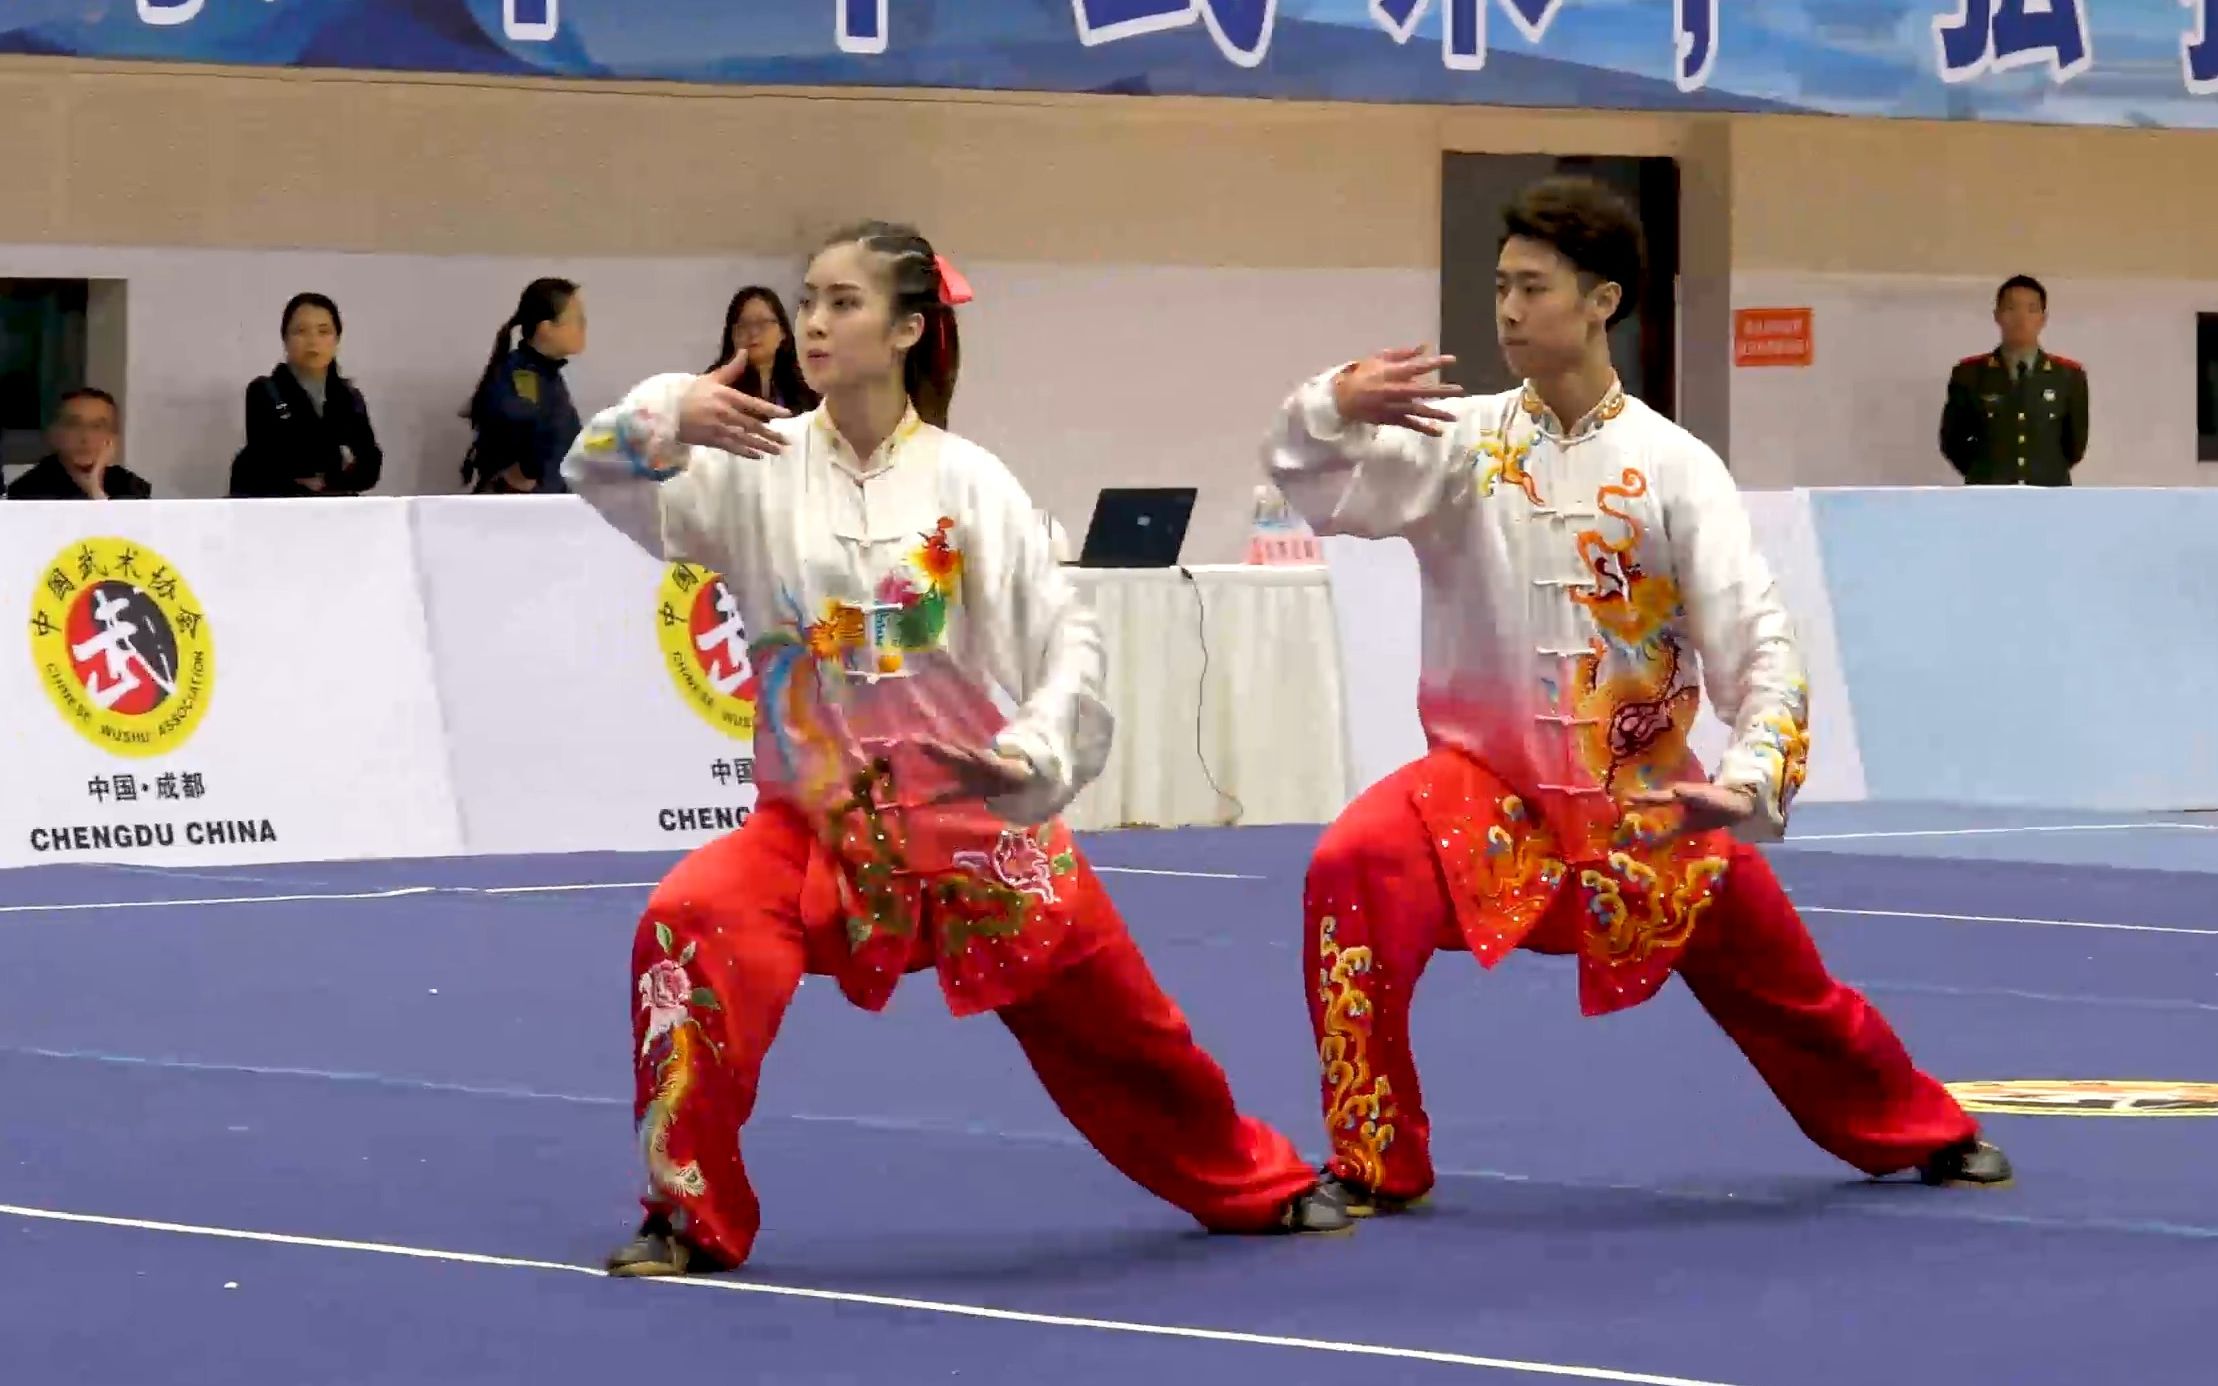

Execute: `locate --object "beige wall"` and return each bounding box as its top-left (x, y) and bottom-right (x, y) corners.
top-left (12, 57), bottom-right (2215, 276)
top-left (1728, 116), bottom-right (2218, 280)
top-left (0, 57), bottom-right (1706, 271)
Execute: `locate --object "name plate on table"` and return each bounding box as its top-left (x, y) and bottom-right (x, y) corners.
top-left (1247, 531), bottom-right (1323, 564)
top-left (1248, 484), bottom-right (1321, 565)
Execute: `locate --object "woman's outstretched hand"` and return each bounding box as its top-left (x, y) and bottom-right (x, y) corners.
top-left (858, 735), bottom-right (1040, 809)
top-left (676, 356), bottom-right (791, 458)
top-left (909, 737), bottom-right (1039, 807)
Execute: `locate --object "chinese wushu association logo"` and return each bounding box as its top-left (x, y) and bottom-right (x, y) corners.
top-left (656, 563), bottom-right (756, 741)
top-left (29, 537), bottom-right (216, 758)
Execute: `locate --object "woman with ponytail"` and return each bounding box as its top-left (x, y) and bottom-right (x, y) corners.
top-left (462, 277), bottom-right (585, 494)
top-left (564, 221), bottom-right (1347, 1277)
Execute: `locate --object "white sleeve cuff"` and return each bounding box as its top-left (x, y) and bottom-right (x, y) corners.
top-left (1294, 366), bottom-right (1365, 447)
top-left (986, 725), bottom-right (1069, 827)
top-left (565, 374), bottom-right (694, 487)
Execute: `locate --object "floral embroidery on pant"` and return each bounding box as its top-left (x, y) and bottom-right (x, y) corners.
top-left (637, 921), bottom-right (721, 1201)
top-left (1316, 914), bottom-right (1395, 1189)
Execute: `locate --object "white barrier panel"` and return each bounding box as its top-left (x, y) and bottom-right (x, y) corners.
top-left (410, 498), bottom-right (759, 857)
top-left (0, 499), bottom-right (461, 868)
top-left (0, 491), bottom-right (1868, 875)
top-left (1324, 491), bottom-right (1867, 808)
top-left (1685, 490), bottom-right (1867, 804)
top-left (1318, 534), bottom-right (1427, 801)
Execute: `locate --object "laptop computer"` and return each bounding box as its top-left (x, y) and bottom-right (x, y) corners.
top-left (1076, 487), bottom-right (1197, 568)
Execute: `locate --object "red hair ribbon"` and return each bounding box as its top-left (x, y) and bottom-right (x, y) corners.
top-left (934, 254), bottom-right (973, 307)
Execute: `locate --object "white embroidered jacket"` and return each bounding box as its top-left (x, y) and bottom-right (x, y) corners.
top-left (564, 374), bottom-right (1112, 826)
top-left (1265, 368), bottom-right (1810, 844)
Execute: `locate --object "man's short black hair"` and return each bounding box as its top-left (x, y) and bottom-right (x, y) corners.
top-left (1995, 274), bottom-right (2047, 310)
top-left (1499, 175), bottom-right (1646, 329)
top-left (55, 387), bottom-right (119, 420)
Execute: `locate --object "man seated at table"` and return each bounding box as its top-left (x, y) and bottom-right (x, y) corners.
top-left (6, 388), bottom-right (151, 501)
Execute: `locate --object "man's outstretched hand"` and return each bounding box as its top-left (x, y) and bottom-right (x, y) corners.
top-left (1330, 346), bottom-right (1467, 436)
top-left (1627, 781), bottom-right (1760, 835)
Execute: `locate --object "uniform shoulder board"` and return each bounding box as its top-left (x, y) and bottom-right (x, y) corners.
top-left (1956, 353), bottom-right (1992, 367)
top-left (2047, 353), bottom-right (2084, 372)
top-left (511, 368), bottom-right (541, 405)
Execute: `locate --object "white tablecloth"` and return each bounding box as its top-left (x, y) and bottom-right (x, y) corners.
top-left (1062, 564), bottom-right (1347, 830)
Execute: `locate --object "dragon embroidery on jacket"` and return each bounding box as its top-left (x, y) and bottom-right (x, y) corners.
top-left (1564, 469), bottom-right (1702, 796)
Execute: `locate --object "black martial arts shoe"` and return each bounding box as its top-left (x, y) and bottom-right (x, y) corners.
top-left (1314, 1169), bottom-right (1426, 1219)
top-left (605, 1213), bottom-right (735, 1277)
top-left (1918, 1138), bottom-right (2014, 1188)
top-left (1274, 1182), bottom-right (1357, 1235)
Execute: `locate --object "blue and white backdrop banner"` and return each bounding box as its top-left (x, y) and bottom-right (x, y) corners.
top-left (7, 3), bottom-right (2215, 129)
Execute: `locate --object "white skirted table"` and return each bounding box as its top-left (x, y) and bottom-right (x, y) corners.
top-left (1060, 564), bottom-right (1348, 831)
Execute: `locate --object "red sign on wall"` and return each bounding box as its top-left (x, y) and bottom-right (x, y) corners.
top-left (1734, 307), bottom-right (1814, 367)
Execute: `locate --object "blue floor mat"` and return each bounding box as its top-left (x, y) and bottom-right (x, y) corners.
top-left (3, 823), bottom-right (2215, 1385)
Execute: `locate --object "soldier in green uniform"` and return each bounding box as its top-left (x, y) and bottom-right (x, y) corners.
top-left (1940, 274), bottom-right (2088, 486)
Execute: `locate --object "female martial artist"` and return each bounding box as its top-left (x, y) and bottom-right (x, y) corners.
top-left (564, 220), bottom-right (1349, 1276)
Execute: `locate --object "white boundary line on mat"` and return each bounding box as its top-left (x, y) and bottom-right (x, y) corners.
top-left (1093, 865), bottom-right (1264, 880)
top-left (1787, 821), bottom-right (2218, 842)
top-left (481, 866), bottom-right (1268, 887)
top-left (0, 1204), bottom-right (1737, 1386)
top-left (1800, 906), bottom-right (2218, 937)
top-left (0, 866), bottom-right (1263, 915)
top-left (0, 886), bottom-right (442, 915)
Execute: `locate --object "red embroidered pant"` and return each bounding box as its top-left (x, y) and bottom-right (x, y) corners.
top-left (1306, 753), bottom-right (1978, 1201)
top-left (630, 801), bottom-right (1316, 1266)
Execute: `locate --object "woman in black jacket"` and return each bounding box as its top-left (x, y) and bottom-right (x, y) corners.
top-left (230, 293), bottom-right (383, 497)
top-left (462, 277), bottom-right (587, 495)
top-left (706, 286), bottom-right (818, 414)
